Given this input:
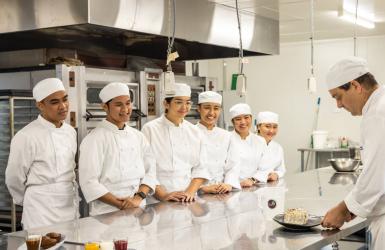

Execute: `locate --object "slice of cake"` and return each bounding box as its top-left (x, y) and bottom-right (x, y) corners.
top-left (283, 208), bottom-right (308, 225)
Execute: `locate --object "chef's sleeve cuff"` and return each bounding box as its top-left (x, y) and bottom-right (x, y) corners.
top-left (344, 191), bottom-right (370, 218)
top-left (81, 183), bottom-right (109, 203)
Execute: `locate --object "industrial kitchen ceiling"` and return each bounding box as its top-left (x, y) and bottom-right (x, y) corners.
top-left (0, 0), bottom-right (279, 60)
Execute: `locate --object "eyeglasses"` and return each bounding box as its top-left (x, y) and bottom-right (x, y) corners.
top-left (172, 100), bottom-right (193, 107)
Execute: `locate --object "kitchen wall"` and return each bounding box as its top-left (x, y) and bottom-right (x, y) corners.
top-left (188, 35), bottom-right (385, 174)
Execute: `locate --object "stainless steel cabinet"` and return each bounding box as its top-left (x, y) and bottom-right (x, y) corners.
top-left (0, 90), bottom-right (39, 232)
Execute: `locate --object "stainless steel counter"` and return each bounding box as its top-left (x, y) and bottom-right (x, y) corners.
top-left (4, 167), bottom-right (368, 250)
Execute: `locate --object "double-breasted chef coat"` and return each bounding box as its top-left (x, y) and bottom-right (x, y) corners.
top-left (6, 115), bottom-right (78, 229)
top-left (141, 115), bottom-right (210, 194)
top-left (231, 131), bottom-right (264, 181)
top-left (344, 85), bottom-right (385, 250)
top-left (254, 135), bottom-right (286, 182)
top-left (79, 119), bottom-right (157, 216)
top-left (196, 123), bottom-right (241, 189)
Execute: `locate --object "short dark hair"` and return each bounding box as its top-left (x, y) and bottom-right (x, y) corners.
top-left (339, 72), bottom-right (378, 91)
top-left (164, 97), bottom-right (173, 103)
top-left (164, 97), bottom-right (173, 113)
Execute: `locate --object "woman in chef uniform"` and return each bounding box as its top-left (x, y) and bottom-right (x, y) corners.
top-left (79, 82), bottom-right (157, 216)
top-left (254, 111), bottom-right (286, 182)
top-left (196, 91), bottom-right (241, 193)
top-left (6, 78), bottom-right (78, 229)
top-left (142, 83), bottom-right (210, 202)
top-left (229, 103), bottom-right (264, 188)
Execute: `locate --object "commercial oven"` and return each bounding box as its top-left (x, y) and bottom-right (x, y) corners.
top-left (140, 70), bottom-right (216, 125)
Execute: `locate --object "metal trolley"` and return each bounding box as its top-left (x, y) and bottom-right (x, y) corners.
top-left (0, 90), bottom-right (39, 232)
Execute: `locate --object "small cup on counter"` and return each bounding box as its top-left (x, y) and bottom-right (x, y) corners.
top-left (84, 242), bottom-right (100, 250)
top-left (113, 238), bottom-right (128, 250)
top-left (25, 234), bottom-right (42, 250)
top-left (100, 241), bottom-right (114, 250)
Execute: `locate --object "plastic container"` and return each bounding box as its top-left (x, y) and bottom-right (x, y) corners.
top-left (312, 130), bottom-right (328, 149)
top-left (340, 136), bottom-right (349, 148)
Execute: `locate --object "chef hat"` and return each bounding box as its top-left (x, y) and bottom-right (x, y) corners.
top-left (257, 111), bottom-right (279, 125)
top-left (198, 91), bottom-right (222, 105)
top-left (33, 78), bottom-right (65, 102)
top-left (326, 57), bottom-right (369, 90)
top-left (99, 82), bottom-right (130, 103)
top-left (165, 83), bottom-right (191, 98)
top-left (229, 103), bottom-right (252, 119)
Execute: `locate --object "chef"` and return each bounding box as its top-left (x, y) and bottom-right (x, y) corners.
top-left (196, 91), bottom-right (241, 193)
top-left (6, 78), bottom-right (78, 229)
top-left (141, 83), bottom-right (210, 202)
top-left (229, 103), bottom-right (264, 188)
top-left (79, 82), bottom-right (157, 216)
top-left (321, 57), bottom-right (385, 250)
top-left (254, 111), bottom-right (286, 182)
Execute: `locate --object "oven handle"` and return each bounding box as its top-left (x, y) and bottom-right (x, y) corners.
top-left (85, 109), bottom-right (105, 121)
top-left (84, 109), bottom-right (147, 121)
top-left (131, 109), bottom-right (147, 118)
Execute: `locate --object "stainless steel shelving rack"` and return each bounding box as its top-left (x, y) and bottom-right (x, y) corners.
top-left (0, 90), bottom-right (39, 232)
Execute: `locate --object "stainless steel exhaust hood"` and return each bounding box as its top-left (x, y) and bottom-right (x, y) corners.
top-left (0, 0), bottom-right (279, 60)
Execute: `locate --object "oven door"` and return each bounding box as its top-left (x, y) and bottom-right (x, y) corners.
top-left (185, 86), bottom-right (205, 123)
top-left (84, 82), bottom-right (140, 129)
top-left (86, 82), bottom-right (138, 109)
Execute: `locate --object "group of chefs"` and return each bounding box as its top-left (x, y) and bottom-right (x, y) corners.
top-left (4, 56), bottom-right (385, 249)
top-left (5, 77), bottom-right (285, 229)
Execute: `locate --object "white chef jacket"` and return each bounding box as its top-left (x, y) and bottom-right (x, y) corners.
top-left (231, 131), bottom-right (264, 181)
top-left (196, 123), bottom-right (241, 189)
top-left (79, 119), bottom-right (157, 216)
top-left (141, 115), bottom-right (210, 193)
top-left (254, 135), bottom-right (286, 182)
top-left (343, 85), bottom-right (385, 249)
top-left (6, 115), bottom-right (78, 229)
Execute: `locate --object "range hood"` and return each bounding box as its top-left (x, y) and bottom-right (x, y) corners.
top-left (0, 0), bottom-right (279, 61)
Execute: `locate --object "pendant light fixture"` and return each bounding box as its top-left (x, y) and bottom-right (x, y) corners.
top-left (235, 0), bottom-right (247, 97)
top-left (164, 0), bottom-right (178, 96)
top-left (307, 0), bottom-right (317, 94)
top-left (353, 0), bottom-right (359, 56)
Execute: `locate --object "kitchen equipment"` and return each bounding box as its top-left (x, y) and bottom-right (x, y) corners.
top-left (140, 69), bottom-right (163, 123)
top-left (348, 146), bottom-right (362, 161)
top-left (329, 173), bottom-right (358, 185)
top-left (85, 67), bottom-right (143, 134)
top-left (304, 98), bottom-right (321, 171)
top-left (0, 0), bottom-right (279, 62)
top-left (312, 130), bottom-right (328, 149)
top-left (273, 214), bottom-right (323, 231)
top-left (328, 158), bottom-right (360, 172)
top-left (0, 90), bottom-right (39, 232)
top-left (339, 136), bottom-right (349, 148)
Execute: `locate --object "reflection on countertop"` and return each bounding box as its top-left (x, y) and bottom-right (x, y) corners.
top-left (5, 167), bottom-right (368, 250)
top-left (329, 172), bottom-right (359, 185)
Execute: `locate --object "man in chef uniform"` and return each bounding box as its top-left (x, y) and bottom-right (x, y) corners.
top-left (254, 111), bottom-right (286, 182)
top-left (229, 103), bottom-right (264, 188)
top-left (196, 91), bottom-right (241, 193)
top-left (79, 82), bottom-right (157, 216)
top-left (142, 83), bottom-right (210, 202)
top-left (6, 78), bottom-right (78, 229)
top-left (321, 57), bottom-right (385, 249)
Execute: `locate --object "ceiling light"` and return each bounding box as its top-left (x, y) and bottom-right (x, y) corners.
top-left (338, 8), bottom-right (375, 29)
